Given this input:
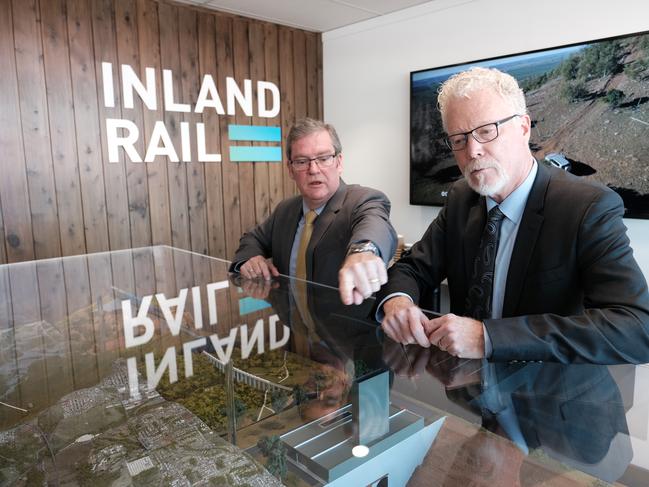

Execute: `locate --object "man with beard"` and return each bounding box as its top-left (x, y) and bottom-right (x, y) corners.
top-left (378, 67), bottom-right (649, 363)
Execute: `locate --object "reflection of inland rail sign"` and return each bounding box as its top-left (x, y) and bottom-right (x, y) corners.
top-left (102, 62), bottom-right (282, 163)
top-left (120, 279), bottom-right (290, 398)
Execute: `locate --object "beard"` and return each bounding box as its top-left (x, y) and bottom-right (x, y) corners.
top-left (462, 158), bottom-right (509, 197)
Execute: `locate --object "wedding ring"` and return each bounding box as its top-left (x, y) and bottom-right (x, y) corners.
top-left (369, 278), bottom-right (380, 283)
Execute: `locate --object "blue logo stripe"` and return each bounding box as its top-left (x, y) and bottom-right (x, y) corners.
top-left (238, 296), bottom-right (272, 315)
top-left (230, 146), bottom-right (282, 162)
top-left (228, 124), bottom-right (281, 142)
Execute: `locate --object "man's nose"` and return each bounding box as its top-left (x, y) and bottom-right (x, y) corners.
top-left (465, 135), bottom-right (485, 159)
top-left (307, 160), bottom-right (322, 174)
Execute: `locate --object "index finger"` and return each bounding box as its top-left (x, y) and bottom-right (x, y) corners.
top-left (408, 307), bottom-right (431, 347)
top-left (426, 316), bottom-right (445, 345)
top-left (258, 260), bottom-right (271, 280)
top-left (267, 260), bottom-right (280, 277)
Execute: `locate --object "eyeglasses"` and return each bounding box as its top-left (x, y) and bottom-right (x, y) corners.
top-left (290, 153), bottom-right (337, 171)
top-left (445, 114), bottom-right (521, 151)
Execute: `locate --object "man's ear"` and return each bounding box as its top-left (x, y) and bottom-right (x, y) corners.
top-left (287, 160), bottom-right (295, 180)
top-left (336, 153), bottom-right (344, 174)
top-left (520, 114), bottom-right (532, 140)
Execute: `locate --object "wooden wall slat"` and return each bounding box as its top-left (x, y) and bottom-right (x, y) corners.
top-left (215, 14), bottom-right (242, 259)
top-left (278, 27), bottom-right (297, 198)
top-left (153, 245), bottom-right (175, 303)
top-left (115, 0), bottom-right (153, 249)
top-left (64, 257), bottom-right (97, 388)
top-left (232, 18), bottom-right (256, 234)
top-left (0, 196), bottom-right (6, 265)
top-left (113, 0), bottom-right (156, 301)
top-left (178, 9), bottom-right (213, 291)
top-left (9, 263), bottom-right (47, 411)
top-left (158, 2), bottom-right (190, 254)
top-left (0, 268), bottom-right (14, 422)
top-left (249, 21), bottom-right (270, 223)
top-left (38, 260), bottom-right (75, 398)
top-left (0, 0), bottom-right (323, 265)
top-left (179, 8), bottom-right (208, 255)
top-left (263, 23), bottom-right (284, 213)
top-left (71, 0), bottom-right (112, 254)
top-left (197, 14), bottom-right (226, 260)
top-left (12, 0), bottom-right (62, 260)
top-left (157, 5), bottom-right (193, 299)
top-left (316, 32), bottom-right (323, 120)
top-left (137, 0), bottom-right (172, 246)
top-left (0, 324), bottom-right (19, 425)
top-left (89, 0), bottom-right (138, 364)
top-left (109, 249), bottom-right (136, 309)
top-left (292, 30), bottom-right (308, 122)
top-left (41, 0), bottom-right (87, 257)
top-left (0, 0), bottom-right (34, 264)
top-left (0, 264), bottom-right (11, 329)
top-left (87, 252), bottom-right (119, 376)
top-left (88, 0), bottom-right (132, 250)
top-left (305, 33), bottom-right (319, 120)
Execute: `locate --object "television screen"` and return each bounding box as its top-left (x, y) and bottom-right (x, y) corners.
top-left (410, 30), bottom-right (649, 218)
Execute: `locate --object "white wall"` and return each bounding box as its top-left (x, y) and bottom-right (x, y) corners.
top-left (323, 0), bottom-right (649, 276)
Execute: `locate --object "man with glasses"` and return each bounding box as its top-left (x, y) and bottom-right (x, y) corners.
top-left (378, 67), bottom-right (649, 363)
top-left (231, 117), bottom-right (397, 305)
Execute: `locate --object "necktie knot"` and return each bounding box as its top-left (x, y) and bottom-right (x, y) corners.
top-left (305, 209), bottom-right (317, 226)
top-left (488, 206), bottom-right (505, 221)
top-left (488, 206), bottom-right (505, 225)
top-left (484, 206), bottom-right (505, 238)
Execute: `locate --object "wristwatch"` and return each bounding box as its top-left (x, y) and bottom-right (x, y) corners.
top-left (347, 240), bottom-right (379, 256)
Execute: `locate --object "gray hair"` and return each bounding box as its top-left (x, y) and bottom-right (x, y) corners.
top-left (286, 118), bottom-right (342, 160)
top-left (437, 67), bottom-right (527, 130)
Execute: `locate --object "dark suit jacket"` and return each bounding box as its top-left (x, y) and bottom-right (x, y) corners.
top-left (230, 180), bottom-right (397, 288)
top-left (379, 163), bottom-right (649, 363)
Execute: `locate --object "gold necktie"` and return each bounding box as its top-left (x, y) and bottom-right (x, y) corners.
top-left (295, 210), bottom-right (317, 280)
top-left (292, 210), bottom-right (319, 355)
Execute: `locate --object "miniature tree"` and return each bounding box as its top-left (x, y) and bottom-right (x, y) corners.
top-left (270, 390), bottom-right (288, 412)
top-left (257, 435), bottom-right (287, 480)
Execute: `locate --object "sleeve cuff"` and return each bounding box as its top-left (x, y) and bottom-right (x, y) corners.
top-left (230, 260), bottom-right (245, 273)
top-left (483, 323), bottom-right (493, 358)
top-left (375, 292), bottom-right (414, 322)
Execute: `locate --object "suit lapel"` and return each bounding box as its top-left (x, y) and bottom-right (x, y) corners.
top-left (307, 180), bottom-right (347, 278)
top-left (463, 196), bottom-right (487, 286)
top-left (502, 164), bottom-right (549, 316)
top-left (277, 198), bottom-right (303, 274)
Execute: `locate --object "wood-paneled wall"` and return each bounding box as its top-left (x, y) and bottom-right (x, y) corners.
top-left (0, 0), bottom-right (323, 264)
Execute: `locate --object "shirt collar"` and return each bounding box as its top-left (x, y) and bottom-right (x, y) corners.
top-left (302, 201), bottom-right (325, 218)
top-left (486, 159), bottom-right (538, 224)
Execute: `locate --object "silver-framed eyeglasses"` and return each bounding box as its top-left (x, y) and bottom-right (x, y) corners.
top-left (290, 153), bottom-right (337, 171)
top-left (445, 114), bottom-right (521, 151)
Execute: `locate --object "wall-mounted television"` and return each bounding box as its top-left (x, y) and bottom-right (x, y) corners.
top-left (410, 30), bottom-right (649, 218)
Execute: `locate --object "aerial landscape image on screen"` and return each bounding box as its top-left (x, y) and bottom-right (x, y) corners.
top-left (410, 31), bottom-right (649, 218)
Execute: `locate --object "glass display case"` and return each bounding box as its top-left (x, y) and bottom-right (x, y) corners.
top-left (1, 246), bottom-right (648, 486)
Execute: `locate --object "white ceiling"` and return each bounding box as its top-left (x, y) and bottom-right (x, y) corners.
top-left (172, 0), bottom-right (435, 32)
